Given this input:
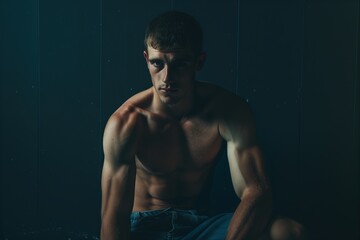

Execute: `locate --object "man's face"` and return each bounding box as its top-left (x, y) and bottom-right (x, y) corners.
top-left (144, 46), bottom-right (204, 107)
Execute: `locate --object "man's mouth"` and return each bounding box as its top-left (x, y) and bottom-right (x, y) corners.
top-left (159, 87), bottom-right (178, 93)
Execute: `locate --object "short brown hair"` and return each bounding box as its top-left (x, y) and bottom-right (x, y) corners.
top-left (144, 11), bottom-right (203, 56)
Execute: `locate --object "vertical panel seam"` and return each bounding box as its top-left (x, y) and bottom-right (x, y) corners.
top-left (236, 0), bottom-right (240, 95)
top-left (99, 0), bottom-right (103, 177)
top-left (298, 0), bottom-right (306, 216)
top-left (36, 0), bottom-right (41, 229)
top-left (354, 0), bottom-right (359, 190)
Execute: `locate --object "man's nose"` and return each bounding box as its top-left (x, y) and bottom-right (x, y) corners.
top-left (162, 65), bottom-right (174, 83)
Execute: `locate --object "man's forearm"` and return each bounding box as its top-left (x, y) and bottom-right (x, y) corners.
top-left (226, 189), bottom-right (272, 240)
top-left (101, 214), bottom-right (131, 240)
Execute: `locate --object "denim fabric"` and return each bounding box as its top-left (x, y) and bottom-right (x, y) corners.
top-left (130, 208), bottom-right (233, 240)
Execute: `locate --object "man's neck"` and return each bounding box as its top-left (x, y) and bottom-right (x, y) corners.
top-left (152, 86), bottom-right (196, 120)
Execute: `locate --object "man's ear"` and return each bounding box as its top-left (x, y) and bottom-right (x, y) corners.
top-left (143, 50), bottom-right (149, 68)
top-left (196, 52), bottom-right (207, 71)
top-left (143, 50), bottom-right (148, 60)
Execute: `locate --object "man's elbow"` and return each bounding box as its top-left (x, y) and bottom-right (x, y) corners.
top-left (242, 184), bottom-right (273, 208)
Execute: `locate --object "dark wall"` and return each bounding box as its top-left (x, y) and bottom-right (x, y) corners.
top-left (1, 0), bottom-right (358, 239)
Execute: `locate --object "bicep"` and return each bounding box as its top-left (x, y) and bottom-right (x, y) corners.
top-left (219, 99), bottom-right (270, 199)
top-left (101, 111), bottom-right (139, 217)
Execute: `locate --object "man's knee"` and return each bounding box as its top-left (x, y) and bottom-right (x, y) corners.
top-left (270, 217), bottom-right (308, 240)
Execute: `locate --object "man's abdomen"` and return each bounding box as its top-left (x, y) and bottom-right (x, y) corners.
top-left (132, 166), bottom-right (214, 212)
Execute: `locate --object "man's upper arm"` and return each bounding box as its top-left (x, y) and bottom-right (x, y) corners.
top-left (219, 97), bottom-right (271, 200)
top-left (101, 105), bottom-right (140, 218)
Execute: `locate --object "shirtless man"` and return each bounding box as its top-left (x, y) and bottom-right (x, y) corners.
top-left (100, 11), bottom-right (305, 240)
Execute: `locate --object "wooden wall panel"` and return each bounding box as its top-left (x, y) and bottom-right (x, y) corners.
top-left (37, 0), bottom-right (101, 234)
top-left (1, 0), bottom-right (40, 235)
top-left (300, 1), bottom-right (359, 239)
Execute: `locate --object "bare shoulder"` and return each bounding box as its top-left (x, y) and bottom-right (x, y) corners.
top-left (105, 104), bottom-right (139, 136)
top-left (105, 88), bottom-right (152, 132)
top-left (197, 82), bottom-right (256, 146)
top-left (102, 89), bottom-right (153, 164)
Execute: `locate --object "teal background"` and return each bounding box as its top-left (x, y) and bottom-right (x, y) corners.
top-left (1, 0), bottom-right (359, 239)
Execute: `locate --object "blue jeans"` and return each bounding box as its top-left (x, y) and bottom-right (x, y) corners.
top-left (130, 208), bottom-right (233, 240)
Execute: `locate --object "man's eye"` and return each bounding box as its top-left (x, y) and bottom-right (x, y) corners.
top-left (151, 60), bottom-right (164, 68)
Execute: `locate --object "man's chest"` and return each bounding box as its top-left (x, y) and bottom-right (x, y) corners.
top-left (135, 117), bottom-right (223, 174)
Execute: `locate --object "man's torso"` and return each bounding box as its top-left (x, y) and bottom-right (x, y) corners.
top-left (117, 82), bottom-right (233, 212)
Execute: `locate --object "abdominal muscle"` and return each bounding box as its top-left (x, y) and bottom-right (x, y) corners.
top-left (132, 161), bottom-right (215, 212)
